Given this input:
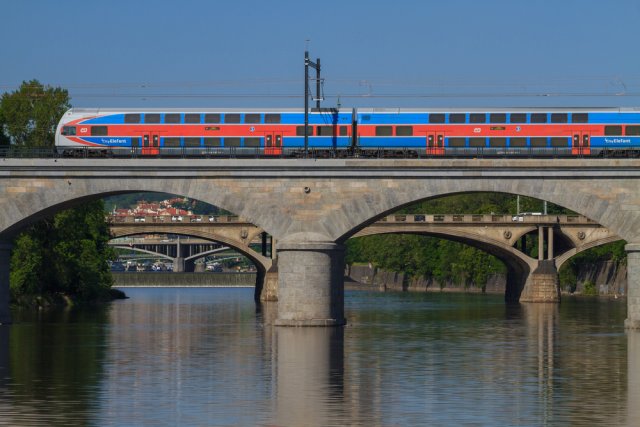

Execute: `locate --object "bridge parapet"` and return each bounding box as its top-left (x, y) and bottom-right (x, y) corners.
top-left (108, 214), bottom-right (245, 224)
top-left (379, 213), bottom-right (596, 225)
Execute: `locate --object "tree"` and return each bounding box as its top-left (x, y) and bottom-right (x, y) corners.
top-left (0, 79), bottom-right (70, 147)
top-left (10, 200), bottom-right (116, 305)
top-left (1, 81), bottom-right (116, 305)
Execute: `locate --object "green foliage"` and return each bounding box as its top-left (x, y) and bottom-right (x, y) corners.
top-left (0, 79), bottom-right (70, 147)
top-left (347, 234), bottom-right (505, 289)
top-left (397, 192), bottom-right (571, 215)
top-left (10, 200), bottom-right (116, 305)
top-left (347, 192), bottom-right (610, 290)
top-left (558, 240), bottom-right (626, 295)
top-left (582, 280), bottom-right (597, 296)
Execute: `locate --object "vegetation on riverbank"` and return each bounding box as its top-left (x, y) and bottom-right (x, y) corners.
top-left (1, 80), bottom-right (121, 307)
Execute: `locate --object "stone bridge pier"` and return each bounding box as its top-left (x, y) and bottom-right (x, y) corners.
top-left (625, 244), bottom-right (640, 329)
top-left (275, 241), bottom-right (346, 326)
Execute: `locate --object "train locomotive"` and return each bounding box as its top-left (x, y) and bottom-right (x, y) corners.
top-left (55, 107), bottom-right (640, 157)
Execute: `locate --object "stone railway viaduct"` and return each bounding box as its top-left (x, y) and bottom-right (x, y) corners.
top-left (0, 158), bottom-right (639, 328)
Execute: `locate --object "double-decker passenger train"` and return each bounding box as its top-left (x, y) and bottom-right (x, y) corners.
top-left (55, 107), bottom-right (640, 157)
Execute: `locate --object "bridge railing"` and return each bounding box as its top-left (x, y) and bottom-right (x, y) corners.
top-left (1, 145), bottom-right (632, 159)
top-left (108, 214), bottom-right (245, 224)
top-left (379, 214), bottom-right (595, 224)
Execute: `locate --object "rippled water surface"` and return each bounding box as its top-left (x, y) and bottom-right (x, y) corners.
top-left (1, 287), bottom-right (638, 426)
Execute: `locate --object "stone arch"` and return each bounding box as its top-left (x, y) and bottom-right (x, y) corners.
top-left (110, 230), bottom-right (271, 301)
top-left (555, 235), bottom-right (624, 270)
top-left (330, 181), bottom-right (640, 245)
top-left (109, 228), bottom-right (270, 272)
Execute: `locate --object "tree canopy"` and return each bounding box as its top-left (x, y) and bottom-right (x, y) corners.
top-left (0, 79), bottom-right (70, 147)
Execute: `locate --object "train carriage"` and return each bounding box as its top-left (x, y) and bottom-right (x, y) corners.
top-left (55, 108), bottom-right (353, 157)
top-left (56, 107), bottom-right (640, 158)
top-left (356, 107), bottom-right (640, 157)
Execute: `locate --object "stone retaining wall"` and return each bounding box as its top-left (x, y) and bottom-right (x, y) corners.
top-left (112, 272), bottom-right (256, 287)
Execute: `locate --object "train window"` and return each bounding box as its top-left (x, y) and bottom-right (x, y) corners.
top-left (605, 126), bottom-right (623, 136)
top-left (204, 137), bottom-right (221, 147)
top-left (551, 137), bottom-right (569, 147)
top-left (318, 126), bottom-right (334, 136)
top-left (469, 114), bottom-right (486, 124)
top-left (265, 114), bottom-right (281, 124)
top-left (626, 126), bottom-right (640, 136)
top-left (449, 113), bottom-right (466, 124)
top-left (224, 137), bottom-right (241, 147)
top-left (224, 114), bottom-right (241, 124)
top-left (448, 138), bottom-right (466, 147)
top-left (375, 126), bottom-right (392, 136)
top-left (184, 137), bottom-right (201, 147)
top-left (340, 126), bottom-right (348, 136)
top-left (489, 138), bottom-right (507, 147)
top-left (551, 113), bottom-right (568, 123)
top-left (531, 137), bottom-right (547, 147)
top-left (145, 114), bottom-right (161, 124)
top-left (510, 138), bottom-right (527, 147)
top-left (244, 137), bottom-right (260, 147)
top-left (469, 137), bottom-right (486, 147)
top-left (531, 114), bottom-right (547, 123)
top-left (62, 126), bottom-right (76, 136)
top-left (244, 114), bottom-right (260, 124)
top-left (91, 126), bottom-right (108, 136)
top-left (163, 137), bottom-right (181, 147)
top-left (428, 114), bottom-right (445, 124)
top-left (396, 126), bottom-right (413, 136)
top-left (185, 114), bottom-right (201, 124)
top-left (125, 114), bottom-right (141, 124)
top-left (204, 114), bottom-right (221, 123)
top-left (296, 126), bottom-right (314, 136)
top-left (489, 113), bottom-right (507, 123)
top-left (165, 114), bottom-right (181, 124)
top-left (510, 113), bottom-right (527, 123)
top-left (571, 113), bottom-right (589, 123)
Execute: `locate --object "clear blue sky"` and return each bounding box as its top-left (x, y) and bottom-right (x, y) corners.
top-left (2, 0), bottom-right (639, 109)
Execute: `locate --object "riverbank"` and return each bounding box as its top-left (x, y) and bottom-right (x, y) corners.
top-left (346, 261), bottom-right (628, 296)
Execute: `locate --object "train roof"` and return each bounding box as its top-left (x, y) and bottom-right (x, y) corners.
top-left (355, 107), bottom-right (640, 113)
top-left (66, 107), bottom-right (640, 115)
top-left (65, 107), bottom-right (353, 114)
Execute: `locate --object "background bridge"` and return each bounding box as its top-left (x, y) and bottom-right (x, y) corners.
top-left (110, 212), bottom-right (618, 303)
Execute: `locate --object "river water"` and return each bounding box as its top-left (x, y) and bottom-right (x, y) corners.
top-left (0, 287), bottom-right (638, 426)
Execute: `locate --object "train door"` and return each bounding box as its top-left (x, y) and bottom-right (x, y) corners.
top-left (264, 133), bottom-right (282, 156)
top-left (426, 132), bottom-right (445, 155)
top-left (142, 134), bottom-right (159, 155)
top-left (572, 132), bottom-right (591, 156)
